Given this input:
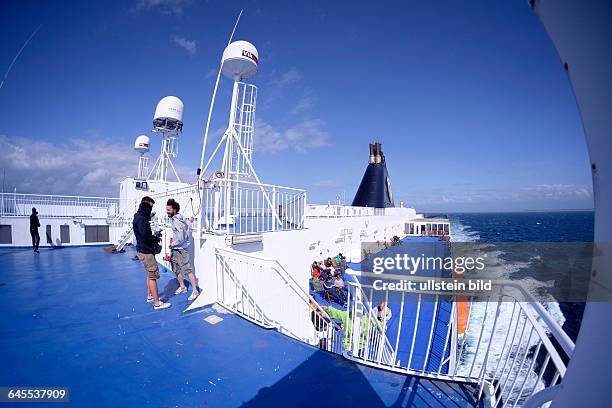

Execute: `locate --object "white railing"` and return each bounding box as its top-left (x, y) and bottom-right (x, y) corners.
top-left (306, 204), bottom-right (386, 218)
top-left (108, 184), bottom-right (200, 247)
top-left (0, 192), bottom-right (120, 218)
top-left (109, 184), bottom-right (200, 227)
top-left (342, 270), bottom-right (574, 408)
top-left (337, 273), bottom-right (396, 365)
top-left (201, 178), bottom-right (306, 235)
top-left (214, 248), bottom-right (344, 352)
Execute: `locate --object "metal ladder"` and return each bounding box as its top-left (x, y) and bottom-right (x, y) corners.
top-left (115, 228), bottom-right (134, 252)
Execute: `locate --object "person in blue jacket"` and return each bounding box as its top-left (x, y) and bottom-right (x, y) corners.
top-left (133, 196), bottom-right (171, 310)
top-left (29, 207), bottom-right (40, 253)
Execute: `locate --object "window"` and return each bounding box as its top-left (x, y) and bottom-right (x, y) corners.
top-left (60, 225), bottom-right (70, 244)
top-left (84, 225), bottom-right (110, 243)
top-left (46, 225), bottom-right (52, 244)
top-left (0, 225), bottom-right (12, 244)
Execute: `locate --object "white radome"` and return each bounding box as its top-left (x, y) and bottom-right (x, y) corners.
top-left (221, 40), bottom-right (259, 81)
top-left (153, 96), bottom-right (184, 123)
top-left (134, 135), bottom-right (150, 154)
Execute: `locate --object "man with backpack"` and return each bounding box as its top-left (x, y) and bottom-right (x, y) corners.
top-left (133, 196), bottom-right (171, 310)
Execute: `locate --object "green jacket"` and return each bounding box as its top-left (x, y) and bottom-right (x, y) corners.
top-left (326, 306), bottom-right (383, 350)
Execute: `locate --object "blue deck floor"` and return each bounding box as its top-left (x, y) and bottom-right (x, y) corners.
top-left (311, 236), bottom-right (454, 372)
top-left (1, 246), bottom-right (479, 407)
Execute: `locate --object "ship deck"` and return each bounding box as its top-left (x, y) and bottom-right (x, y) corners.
top-left (1, 246), bottom-right (480, 407)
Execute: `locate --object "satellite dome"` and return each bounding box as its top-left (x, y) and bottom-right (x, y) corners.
top-left (134, 135), bottom-right (150, 154)
top-left (221, 40), bottom-right (259, 81)
top-left (153, 96), bottom-right (184, 133)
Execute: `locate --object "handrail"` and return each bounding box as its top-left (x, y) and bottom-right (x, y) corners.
top-left (521, 385), bottom-right (562, 408)
top-left (346, 269), bottom-right (574, 358)
top-left (213, 252), bottom-right (279, 329)
top-left (343, 272), bottom-right (396, 364)
top-left (214, 247), bottom-right (343, 339)
top-left (344, 267), bottom-right (573, 407)
top-left (0, 192), bottom-right (120, 200)
top-left (200, 178), bottom-right (305, 234)
top-left (1, 192), bottom-right (120, 218)
top-left (213, 178), bottom-right (306, 193)
top-left (215, 247), bottom-right (332, 314)
top-left (110, 184), bottom-right (198, 224)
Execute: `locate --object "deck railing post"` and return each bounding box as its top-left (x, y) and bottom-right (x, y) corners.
top-left (271, 186), bottom-right (276, 231)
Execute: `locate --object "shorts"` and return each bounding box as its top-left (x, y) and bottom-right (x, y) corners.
top-left (170, 248), bottom-right (194, 278)
top-left (138, 252), bottom-right (160, 280)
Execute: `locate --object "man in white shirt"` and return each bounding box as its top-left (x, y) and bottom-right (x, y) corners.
top-left (166, 199), bottom-right (199, 301)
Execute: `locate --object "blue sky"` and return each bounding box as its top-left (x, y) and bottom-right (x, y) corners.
top-left (0, 0), bottom-right (593, 212)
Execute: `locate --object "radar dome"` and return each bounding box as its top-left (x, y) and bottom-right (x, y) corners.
top-left (134, 135), bottom-right (150, 154)
top-left (153, 96), bottom-right (184, 133)
top-left (221, 40), bottom-right (258, 81)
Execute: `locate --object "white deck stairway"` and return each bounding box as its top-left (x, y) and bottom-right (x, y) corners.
top-left (115, 229), bottom-right (134, 252)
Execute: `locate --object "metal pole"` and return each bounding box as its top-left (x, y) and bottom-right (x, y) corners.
top-left (197, 10), bottom-right (243, 233)
top-left (198, 9), bottom-right (243, 173)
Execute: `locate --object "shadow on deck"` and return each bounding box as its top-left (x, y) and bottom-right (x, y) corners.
top-left (0, 246), bottom-right (480, 407)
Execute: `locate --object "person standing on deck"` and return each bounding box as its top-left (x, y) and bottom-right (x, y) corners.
top-left (166, 199), bottom-right (199, 301)
top-left (133, 196), bottom-right (171, 310)
top-left (29, 207), bottom-right (40, 253)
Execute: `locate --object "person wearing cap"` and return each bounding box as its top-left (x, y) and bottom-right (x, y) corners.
top-left (29, 207), bottom-right (40, 253)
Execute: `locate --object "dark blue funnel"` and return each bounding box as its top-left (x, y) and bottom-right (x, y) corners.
top-left (351, 143), bottom-right (394, 208)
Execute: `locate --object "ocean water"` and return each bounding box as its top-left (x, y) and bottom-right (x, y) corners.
top-left (446, 211), bottom-right (593, 401)
top-left (449, 211), bottom-right (594, 341)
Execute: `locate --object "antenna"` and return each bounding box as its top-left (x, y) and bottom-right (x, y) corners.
top-left (200, 40), bottom-right (260, 183)
top-left (198, 38), bottom-right (284, 230)
top-left (134, 135), bottom-right (150, 179)
top-left (148, 96), bottom-right (184, 182)
top-left (198, 10), bottom-right (243, 177)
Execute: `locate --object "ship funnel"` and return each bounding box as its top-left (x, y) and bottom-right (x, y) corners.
top-left (352, 143), bottom-right (394, 208)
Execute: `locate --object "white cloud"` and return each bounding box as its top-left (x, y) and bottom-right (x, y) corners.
top-left (255, 121), bottom-right (288, 153)
top-left (515, 184), bottom-right (592, 200)
top-left (311, 180), bottom-right (347, 189)
top-left (172, 36), bottom-right (196, 56)
top-left (409, 184), bottom-right (593, 208)
top-left (204, 68), bottom-right (217, 80)
top-left (134, 0), bottom-right (191, 15)
top-left (255, 119), bottom-right (330, 153)
top-left (291, 94), bottom-right (316, 115)
top-left (272, 67), bottom-right (302, 87)
top-left (0, 135), bottom-right (194, 197)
